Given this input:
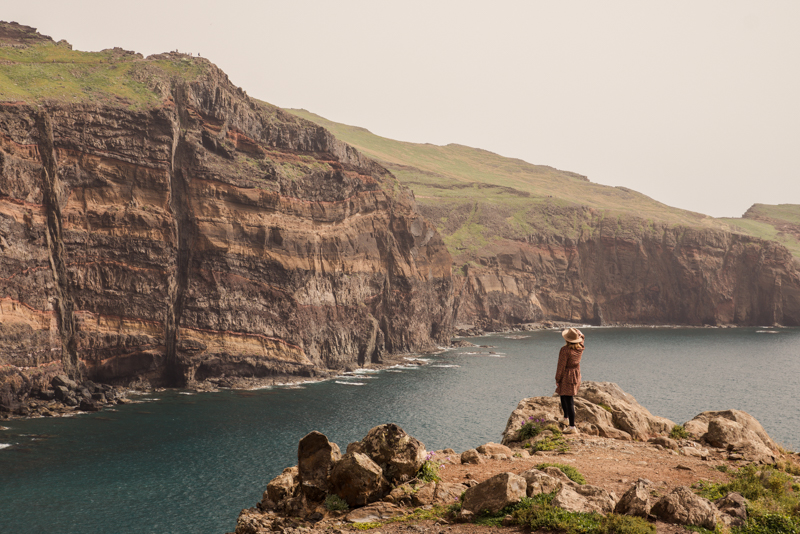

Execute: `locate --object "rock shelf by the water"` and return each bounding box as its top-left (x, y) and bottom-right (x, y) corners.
top-left (231, 382), bottom-right (797, 534)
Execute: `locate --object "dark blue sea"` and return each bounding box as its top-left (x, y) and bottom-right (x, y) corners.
top-left (1, 327), bottom-right (798, 533)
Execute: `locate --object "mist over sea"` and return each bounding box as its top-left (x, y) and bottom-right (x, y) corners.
top-left (1, 327), bottom-right (797, 534)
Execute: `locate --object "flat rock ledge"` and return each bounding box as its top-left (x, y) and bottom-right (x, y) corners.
top-left (231, 382), bottom-right (794, 534)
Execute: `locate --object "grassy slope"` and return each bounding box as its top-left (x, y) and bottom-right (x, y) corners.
top-left (721, 204), bottom-right (800, 258)
top-left (287, 109), bottom-right (800, 260)
top-left (0, 32), bottom-right (206, 109)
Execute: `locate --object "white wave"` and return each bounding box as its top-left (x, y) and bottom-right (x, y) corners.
top-left (335, 381), bottom-right (365, 386)
top-left (756, 330), bottom-right (779, 334)
top-left (179, 392), bottom-right (195, 395)
top-left (488, 354), bottom-right (507, 358)
top-left (0, 443), bottom-right (11, 449)
top-left (404, 356), bottom-right (430, 362)
top-left (386, 370), bottom-right (403, 373)
top-left (431, 364), bottom-right (460, 368)
top-left (0, 426), bottom-right (9, 431)
top-left (352, 368), bottom-right (381, 374)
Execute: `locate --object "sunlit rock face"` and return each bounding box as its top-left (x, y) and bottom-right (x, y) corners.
top-left (0, 56), bottom-right (453, 389)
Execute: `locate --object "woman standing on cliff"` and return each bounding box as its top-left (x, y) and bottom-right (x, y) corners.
top-left (556, 327), bottom-right (584, 434)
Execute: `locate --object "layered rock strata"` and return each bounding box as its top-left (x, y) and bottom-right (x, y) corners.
top-left (0, 51), bottom-right (453, 398)
top-left (450, 209), bottom-right (800, 330)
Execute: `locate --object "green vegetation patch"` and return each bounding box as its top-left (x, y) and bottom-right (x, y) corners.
top-left (512, 493), bottom-right (655, 534)
top-left (0, 41), bottom-right (208, 109)
top-left (670, 424), bottom-right (690, 440)
top-left (694, 464), bottom-right (800, 534)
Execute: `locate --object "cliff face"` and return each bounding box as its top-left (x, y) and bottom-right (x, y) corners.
top-left (451, 208), bottom-right (800, 328)
top-left (0, 53), bottom-right (453, 390)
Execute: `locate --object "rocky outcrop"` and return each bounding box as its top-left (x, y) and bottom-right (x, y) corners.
top-left (0, 29), bottom-right (454, 401)
top-left (235, 392), bottom-right (796, 534)
top-left (450, 207), bottom-right (800, 330)
top-left (685, 410), bottom-right (779, 463)
top-left (501, 381), bottom-right (675, 444)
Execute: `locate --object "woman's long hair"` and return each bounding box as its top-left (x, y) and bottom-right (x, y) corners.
top-left (565, 341), bottom-right (584, 350)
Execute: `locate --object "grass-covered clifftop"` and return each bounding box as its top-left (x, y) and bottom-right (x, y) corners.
top-left (286, 109), bottom-right (800, 262)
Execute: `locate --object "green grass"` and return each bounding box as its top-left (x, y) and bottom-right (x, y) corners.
top-left (286, 109), bottom-right (800, 262)
top-left (512, 493), bottom-right (655, 534)
top-left (0, 40), bottom-right (208, 109)
top-left (694, 464), bottom-right (800, 533)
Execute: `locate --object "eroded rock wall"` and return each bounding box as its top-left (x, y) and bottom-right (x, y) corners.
top-left (453, 212), bottom-right (800, 328)
top-left (0, 59), bottom-right (453, 390)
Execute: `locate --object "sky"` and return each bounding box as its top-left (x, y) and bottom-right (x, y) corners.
top-left (4, 1), bottom-right (799, 218)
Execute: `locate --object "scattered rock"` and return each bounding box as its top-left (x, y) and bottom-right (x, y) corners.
top-left (651, 486), bottom-right (720, 529)
top-left (346, 502), bottom-right (404, 523)
top-left (462, 472), bottom-right (527, 514)
top-left (715, 492), bottom-right (748, 527)
top-left (649, 436), bottom-right (679, 451)
top-left (476, 442), bottom-right (513, 457)
top-left (521, 469), bottom-right (562, 496)
top-left (460, 449), bottom-right (484, 465)
top-left (614, 480), bottom-right (651, 517)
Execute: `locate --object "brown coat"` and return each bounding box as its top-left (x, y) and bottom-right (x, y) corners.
top-left (555, 343), bottom-right (584, 396)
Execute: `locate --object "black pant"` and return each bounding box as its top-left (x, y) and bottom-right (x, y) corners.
top-left (560, 395), bottom-right (575, 426)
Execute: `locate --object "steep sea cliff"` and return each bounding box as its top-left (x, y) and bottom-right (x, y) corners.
top-left (0, 24), bottom-right (453, 402)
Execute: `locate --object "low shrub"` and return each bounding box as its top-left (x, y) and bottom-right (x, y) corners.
top-left (324, 494), bottom-right (348, 512)
top-left (695, 464), bottom-right (800, 534)
top-left (416, 451), bottom-right (441, 483)
top-left (519, 416), bottom-right (560, 441)
top-left (512, 493), bottom-right (654, 534)
top-left (535, 463), bottom-right (587, 485)
top-left (669, 424), bottom-right (690, 440)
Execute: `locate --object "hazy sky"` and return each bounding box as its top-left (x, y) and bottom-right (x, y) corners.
top-left (6, 1), bottom-right (799, 218)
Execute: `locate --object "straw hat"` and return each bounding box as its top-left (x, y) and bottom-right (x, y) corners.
top-left (561, 327), bottom-right (584, 343)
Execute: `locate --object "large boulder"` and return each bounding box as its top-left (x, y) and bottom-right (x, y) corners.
top-left (684, 410), bottom-right (778, 450)
top-left (651, 486), bottom-right (720, 529)
top-left (297, 431), bottom-right (341, 501)
top-left (462, 472), bottom-right (527, 514)
top-left (261, 466), bottom-right (299, 510)
top-left (329, 451), bottom-right (390, 507)
top-left (704, 418), bottom-right (777, 464)
top-left (346, 424), bottom-right (426, 483)
top-left (521, 469), bottom-right (563, 496)
top-left (502, 382), bottom-right (674, 445)
top-left (614, 480), bottom-right (651, 517)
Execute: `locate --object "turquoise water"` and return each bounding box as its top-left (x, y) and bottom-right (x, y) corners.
top-left (1, 327), bottom-right (798, 533)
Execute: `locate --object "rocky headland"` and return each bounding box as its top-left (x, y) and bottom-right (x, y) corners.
top-left (232, 382), bottom-right (800, 534)
top-left (0, 22), bottom-right (452, 412)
